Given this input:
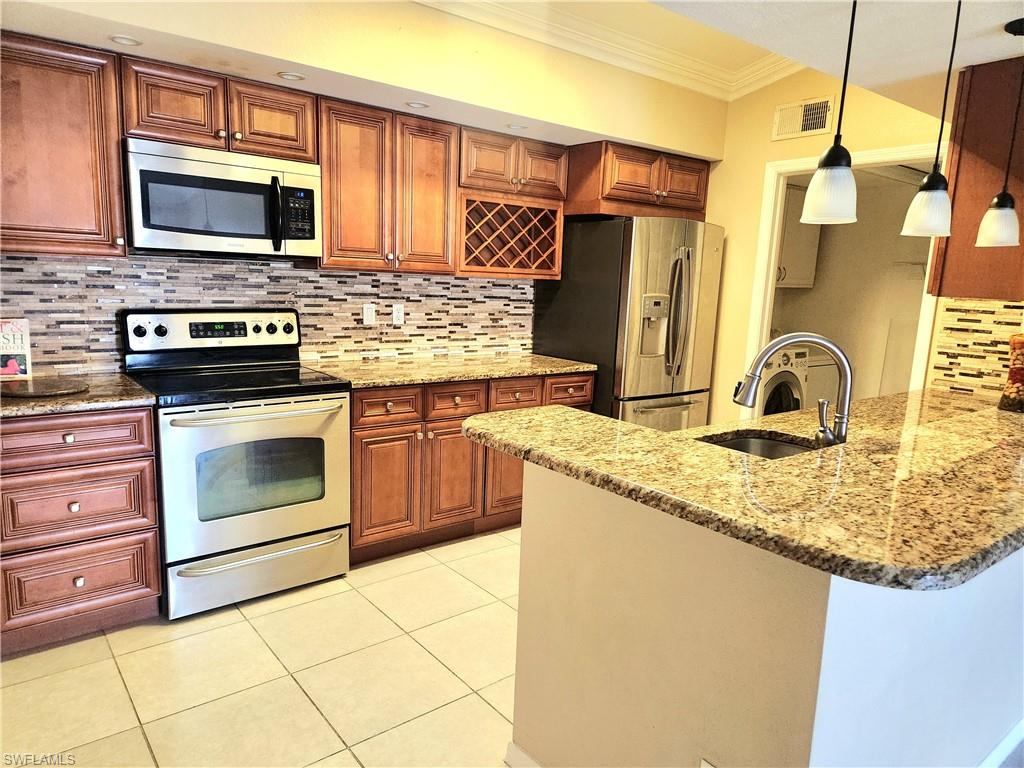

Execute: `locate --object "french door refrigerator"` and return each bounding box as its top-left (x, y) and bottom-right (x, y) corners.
top-left (534, 216), bottom-right (724, 431)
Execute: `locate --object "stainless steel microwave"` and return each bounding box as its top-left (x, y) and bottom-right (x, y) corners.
top-left (125, 138), bottom-right (322, 258)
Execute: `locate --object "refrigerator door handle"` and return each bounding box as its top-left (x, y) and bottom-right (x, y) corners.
top-left (669, 247), bottom-right (693, 377)
top-left (665, 256), bottom-right (683, 375)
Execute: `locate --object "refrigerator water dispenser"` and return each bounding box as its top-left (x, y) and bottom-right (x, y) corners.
top-left (639, 294), bottom-right (670, 356)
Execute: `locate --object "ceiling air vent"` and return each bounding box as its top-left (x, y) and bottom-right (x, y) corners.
top-left (771, 96), bottom-right (834, 141)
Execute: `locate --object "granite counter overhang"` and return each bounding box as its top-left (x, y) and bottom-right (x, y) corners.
top-left (463, 389), bottom-right (1024, 590)
top-left (0, 373), bottom-right (155, 418)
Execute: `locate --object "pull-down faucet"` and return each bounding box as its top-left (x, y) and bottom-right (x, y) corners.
top-left (733, 332), bottom-right (853, 446)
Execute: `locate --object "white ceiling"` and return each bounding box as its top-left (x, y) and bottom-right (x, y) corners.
top-left (418, 1), bottom-right (805, 100)
top-left (659, 0), bottom-right (1024, 115)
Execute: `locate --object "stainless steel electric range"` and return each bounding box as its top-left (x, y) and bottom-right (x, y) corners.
top-left (120, 308), bottom-right (351, 619)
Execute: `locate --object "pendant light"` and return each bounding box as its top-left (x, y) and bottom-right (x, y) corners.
top-left (901, 1), bottom-right (961, 237)
top-left (801, 0), bottom-right (859, 224)
top-left (975, 54), bottom-right (1023, 247)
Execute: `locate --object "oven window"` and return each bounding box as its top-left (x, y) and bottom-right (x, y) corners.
top-left (140, 170), bottom-right (270, 239)
top-left (195, 438), bottom-right (325, 521)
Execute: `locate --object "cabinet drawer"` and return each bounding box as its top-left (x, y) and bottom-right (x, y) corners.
top-left (489, 377), bottom-right (543, 411)
top-left (352, 387), bottom-right (425, 427)
top-left (1, 530), bottom-right (160, 631)
top-left (1, 409), bottom-right (154, 474)
top-left (543, 374), bottom-right (594, 406)
top-left (425, 381), bottom-right (487, 420)
top-left (1, 458), bottom-right (158, 554)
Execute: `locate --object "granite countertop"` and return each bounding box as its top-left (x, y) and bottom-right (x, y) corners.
top-left (312, 353), bottom-right (596, 389)
top-left (463, 389), bottom-right (1024, 591)
top-left (0, 373), bottom-right (155, 418)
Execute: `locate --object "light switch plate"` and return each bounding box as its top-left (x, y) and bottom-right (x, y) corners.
top-left (361, 303), bottom-right (376, 325)
top-left (392, 303), bottom-right (404, 326)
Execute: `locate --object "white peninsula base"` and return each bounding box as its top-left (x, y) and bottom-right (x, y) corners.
top-left (508, 465), bottom-right (1023, 767)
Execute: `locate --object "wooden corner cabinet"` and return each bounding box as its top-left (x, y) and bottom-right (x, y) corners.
top-left (565, 141), bottom-right (709, 219)
top-left (1, 33), bottom-right (126, 257)
top-left (928, 56), bottom-right (1024, 301)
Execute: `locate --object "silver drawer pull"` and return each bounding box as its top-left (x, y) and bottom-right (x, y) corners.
top-left (514, 392), bottom-right (521, 400)
top-left (68, 501), bottom-right (81, 513)
top-left (453, 395), bottom-right (462, 405)
top-left (176, 531), bottom-right (344, 578)
top-left (62, 433), bottom-right (76, 444)
top-left (73, 576), bottom-right (86, 588)
top-left (385, 401), bottom-right (394, 412)
top-left (170, 403), bottom-right (342, 427)
top-left (567, 387), bottom-right (575, 394)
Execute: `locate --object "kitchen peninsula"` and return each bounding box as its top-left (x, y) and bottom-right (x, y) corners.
top-left (464, 390), bottom-right (1024, 767)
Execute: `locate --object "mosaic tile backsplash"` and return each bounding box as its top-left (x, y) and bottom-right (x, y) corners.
top-left (928, 297), bottom-right (1024, 402)
top-left (0, 254), bottom-right (534, 375)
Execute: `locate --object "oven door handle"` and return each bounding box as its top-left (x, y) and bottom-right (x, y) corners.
top-left (169, 403), bottom-right (343, 428)
top-left (175, 531), bottom-right (344, 578)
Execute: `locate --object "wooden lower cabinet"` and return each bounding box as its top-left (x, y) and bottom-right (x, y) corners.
top-left (351, 423), bottom-right (423, 547)
top-left (423, 419), bottom-right (484, 529)
top-left (484, 449), bottom-right (525, 517)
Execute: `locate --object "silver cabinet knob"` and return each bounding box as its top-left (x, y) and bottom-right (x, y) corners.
top-left (520, 177), bottom-right (527, 184)
top-left (233, 131), bottom-right (243, 140)
top-left (385, 401), bottom-right (394, 412)
top-left (427, 431), bottom-right (435, 439)
top-left (453, 395), bottom-right (462, 405)
top-left (514, 392), bottom-right (521, 400)
top-left (385, 252), bottom-right (394, 262)
top-left (416, 431), bottom-right (424, 440)
top-left (396, 253), bottom-right (404, 263)
top-left (216, 129), bottom-right (227, 138)
top-left (655, 189), bottom-right (661, 195)
top-left (115, 237), bottom-right (125, 246)
top-left (567, 387), bottom-right (575, 394)
top-left (68, 501), bottom-right (81, 513)
top-left (62, 433), bottom-right (75, 444)
top-left (73, 576), bottom-right (86, 588)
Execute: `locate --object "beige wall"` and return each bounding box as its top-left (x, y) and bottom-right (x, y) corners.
top-left (705, 69), bottom-right (943, 423)
top-left (772, 174), bottom-right (931, 401)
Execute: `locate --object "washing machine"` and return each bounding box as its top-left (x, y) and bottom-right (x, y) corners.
top-left (757, 346), bottom-right (809, 415)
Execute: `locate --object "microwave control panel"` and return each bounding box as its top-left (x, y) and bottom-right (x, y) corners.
top-left (283, 188), bottom-right (316, 240)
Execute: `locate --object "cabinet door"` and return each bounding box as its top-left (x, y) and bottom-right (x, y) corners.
top-left (320, 100), bottom-right (394, 270)
top-left (395, 115), bottom-right (459, 274)
top-left (227, 80), bottom-right (316, 162)
top-left (122, 58), bottom-right (228, 149)
top-left (517, 139), bottom-right (568, 199)
top-left (1, 34), bottom-right (125, 256)
top-left (460, 128), bottom-right (517, 194)
top-left (423, 418), bottom-right (484, 529)
top-left (484, 449), bottom-right (524, 517)
top-left (351, 423), bottom-right (422, 546)
top-left (658, 154), bottom-right (709, 212)
top-left (776, 186), bottom-right (820, 288)
top-left (602, 143), bottom-right (661, 204)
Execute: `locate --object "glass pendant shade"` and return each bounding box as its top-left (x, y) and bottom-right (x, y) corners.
top-left (975, 192), bottom-right (1020, 247)
top-left (801, 165), bottom-right (857, 224)
top-left (901, 172), bottom-right (951, 236)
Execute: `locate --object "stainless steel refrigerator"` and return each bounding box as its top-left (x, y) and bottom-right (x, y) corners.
top-left (533, 216), bottom-right (724, 431)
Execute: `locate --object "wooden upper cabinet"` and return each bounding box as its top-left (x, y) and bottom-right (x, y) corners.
top-left (228, 80), bottom-right (317, 162)
top-left (460, 128), bottom-right (518, 194)
top-left (459, 128), bottom-right (567, 199)
top-left (659, 154), bottom-right (708, 212)
top-left (122, 58), bottom-right (228, 149)
top-left (0, 33), bottom-right (125, 257)
top-left (320, 100), bottom-right (394, 270)
top-left (603, 143), bottom-right (662, 203)
top-left (929, 57), bottom-right (1024, 301)
top-left (395, 115), bottom-right (458, 274)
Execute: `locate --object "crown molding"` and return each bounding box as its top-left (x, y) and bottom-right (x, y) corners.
top-left (417, 0), bottom-right (804, 101)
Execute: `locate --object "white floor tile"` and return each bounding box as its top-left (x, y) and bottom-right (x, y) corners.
top-left (144, 677), bottom-right (342, 767)
top-left (250, 590), bottom-right (402, 672)
top-left (105, 606), bottom-right (244, 655)
top-left (344, 550), bottom-right (438, 588)
top-left (61, 727), bottom-right (155, 767)
top-left (1, 659), bottom-right (138, 754)
top-left (296, 635), bottom-right (469, 745)
top-left (478, 676), bottom-right (515, 722)
top-left (238, 577), bottom-right (352, 619)
top-left (352, 695), bottom-right (511, 768)
top-left (411, 602), bottom-right (517, 689)
top-left (358, 565), bottom-right (494, 631)
top-left (498, 527), bottom-right (521, 544)
top-left (423, 532), bottom-right (514, 563)
top-left (447, 545), bottom-right (520, 598)
top-left (116, 622), bottom-right (286, 722)
top-left (307, 750), bottom-right (361, 767)
top-left (504, 595), bottom-right (519, 610)
top-left (2, 632), bottom-right (110, 688)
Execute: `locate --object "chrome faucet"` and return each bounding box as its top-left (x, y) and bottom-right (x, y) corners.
top-left (733, 332), bottom-right (853, 446)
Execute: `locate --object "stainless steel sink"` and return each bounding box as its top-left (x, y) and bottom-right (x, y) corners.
top-left (696, 430), bottom-right (818, 460)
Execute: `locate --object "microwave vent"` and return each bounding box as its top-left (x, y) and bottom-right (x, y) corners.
top-left (771, 97), bottom-right (834, 141)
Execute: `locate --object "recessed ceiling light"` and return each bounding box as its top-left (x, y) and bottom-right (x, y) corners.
top-left (109, 35), bottom-right (142, 46)
top-left (277, 71), bottom-right (306, 81)
top-left (405, 101), bottom-right (430, 109)
top-left (507, 123), bottom-right (528, 130)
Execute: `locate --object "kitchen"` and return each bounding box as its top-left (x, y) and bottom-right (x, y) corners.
top-left (0, 2), bottom-right (1022, 767)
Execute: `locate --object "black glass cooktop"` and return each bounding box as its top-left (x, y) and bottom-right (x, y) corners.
top-left (127, 364), bottom-right (351, 407)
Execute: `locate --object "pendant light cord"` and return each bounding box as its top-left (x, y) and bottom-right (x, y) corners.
top-left (934, 0), bottom-right (962, 171)
top-left (1002, 66), bottom-right (1024, 193)
top-left (834, 0), bottom-right (858, 146)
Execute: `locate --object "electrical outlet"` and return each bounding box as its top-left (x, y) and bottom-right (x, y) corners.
top-left (392, 303), bottom-right (405, 326)
top-left (361, 303), bottom-right (376, 326)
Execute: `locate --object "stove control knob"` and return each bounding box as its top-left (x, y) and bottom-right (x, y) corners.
top-left (283, 322), bottom-right (295, 335)
top-left (154, 324), bottom-right (168, 338)
top-left (132, 325), bottom-right (147, 338)
top-left (781, 352), bottom-right (791, 367)
top-left (252, 324), bottom-right (262, 334)
top-left (266, 323), bottom-right (278, 335)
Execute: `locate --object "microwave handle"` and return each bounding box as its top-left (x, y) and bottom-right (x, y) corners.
top-left (270, 175), bottom-right (284, 252)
